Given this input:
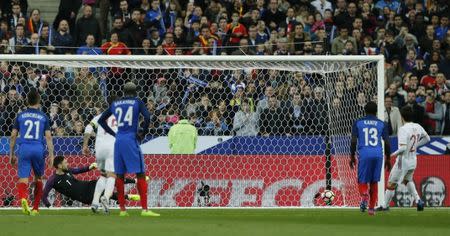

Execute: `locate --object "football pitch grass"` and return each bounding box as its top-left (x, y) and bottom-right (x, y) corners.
top-left (1, 208), bottom-right (450, 236)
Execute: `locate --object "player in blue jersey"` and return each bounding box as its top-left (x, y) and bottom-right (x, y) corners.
top-left (98, 82), bottom-right (159, 217)
top-left (9, 88), bottom-right (55, 216)
top-left (350, 101), bottom-right (391, 216)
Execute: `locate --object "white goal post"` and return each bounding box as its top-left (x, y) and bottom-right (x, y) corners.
top-left (0, 54), bottom-right (385, 208)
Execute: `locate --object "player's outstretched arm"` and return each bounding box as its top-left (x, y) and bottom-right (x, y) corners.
top-left (82, 122), bottom-right (95, 155)
top-left (45, 130), bottom-right (55, 167)
top-left (9, 129), bottom-right (18, 166)
top-left (70, 165), bottom-right (92, 175)
top-left (42, 174), bottom-right (56, 207)
top-left (98, 109), bottom-right (116, 137)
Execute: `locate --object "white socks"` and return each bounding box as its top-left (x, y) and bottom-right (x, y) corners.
top-left (384, 189), bottom-right (395, 208)
top-left (103, 177), bottom-right (115, 201)
top-left (92, 176), bottom-right (107, 205)
top-left (406, 181), bottom-right (420, 204)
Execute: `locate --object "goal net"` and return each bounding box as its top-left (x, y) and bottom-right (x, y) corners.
top-left (0, 55), bottom-right (384, 208)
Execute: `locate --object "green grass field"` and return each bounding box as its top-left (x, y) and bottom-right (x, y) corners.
top-left (1, 209), bottom-right (450, 236)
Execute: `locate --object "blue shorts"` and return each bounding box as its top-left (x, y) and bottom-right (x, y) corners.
top-left (17, 144), bottom-right (45, 178)
top-left (114, 136), bottom-right (145, 175)
top-left (358, 155), bottom-right (383, 183)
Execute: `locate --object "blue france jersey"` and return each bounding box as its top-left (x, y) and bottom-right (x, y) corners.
top-left (14, 108), bottom-right (50, 145)
top-left (352, 115), bottom-right (388, 158)
top-left (108, 97), bottom-right (150, 135)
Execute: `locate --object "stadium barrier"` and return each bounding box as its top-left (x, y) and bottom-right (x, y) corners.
top-left (1, 154), bottom-right (448, 207)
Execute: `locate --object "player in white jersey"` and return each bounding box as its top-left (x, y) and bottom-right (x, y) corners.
top-left (380, 106), bottom-right (430, 211)
top-left (82, 105), bottom-right (118, 214)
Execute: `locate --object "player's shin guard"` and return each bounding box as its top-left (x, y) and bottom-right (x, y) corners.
top-left (136, 177), bottom-right (148, 210)
top-left (32, 180), bottom-right (43, 211)
top-left (17, 182), bottom-right (28, 200)
top-left (406, 181), bottom-right (420, 204)
top-left (92, 176), bottom-right (106, 205)
top-left (384, 186), bottom-right (396, 208)
top-left (115, 177), bottom-right (126, 211)
top-left (369, 183), bottom-right (378, 209)
top-left (358, 183), bottom-right (369, 201)
top-left (104, 177), bottom-right (115, 200)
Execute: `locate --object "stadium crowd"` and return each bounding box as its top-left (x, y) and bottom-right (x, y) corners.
top-left (0, 0), bottom-right (450, 137)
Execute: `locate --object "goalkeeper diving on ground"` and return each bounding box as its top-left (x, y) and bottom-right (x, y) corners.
top-left (42, 155), bottom-right (141, 210)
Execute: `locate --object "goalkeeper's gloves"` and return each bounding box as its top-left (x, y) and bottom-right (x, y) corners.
top-left (89, 162), bottom-right (97, 170)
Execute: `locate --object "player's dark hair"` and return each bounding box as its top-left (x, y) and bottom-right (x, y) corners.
top-left (123, 82), bottom-right (137, 97)
top-left (27, 88), bottom-right (40, 106)
top-left (400, 106), bottom-right (414, 122)
top-left (364, 101), bottom-right (377, 115)
top-left (53, 155), bottom-right (65, 168)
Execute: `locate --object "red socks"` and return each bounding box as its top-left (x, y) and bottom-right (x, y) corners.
top-left (137, 177), bottom-right (148, 210)
top-left (369, 183), bottom-right (378, 209)
top-left (358, 183), bottom-right (369, 201)
top-left (115, 178), bottom-right (126, 211)
top-left (17, 182), bottom-right (27, 200)
top-left (33, 180), bottom-right (43, 211)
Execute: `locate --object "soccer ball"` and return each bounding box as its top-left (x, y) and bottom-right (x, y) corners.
top-left (321, 190), bottom-right (335, 204)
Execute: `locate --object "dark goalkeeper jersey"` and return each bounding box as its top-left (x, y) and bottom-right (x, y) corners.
top-left (42, 166), bottom-right (97, 206)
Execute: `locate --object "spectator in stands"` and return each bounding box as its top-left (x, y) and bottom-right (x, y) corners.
top-left (53, 0), bottom-right (82, 37)
top-left (53, 19), bottom-right (73, 54)
top-left (7, 2), bottom-right (23, 30)
top-left (421, 63), bottom-right (439, 88)
top-left (205, 109), bottom-right (229, 135)
top-left (115, 0), bottom-right (131, 26)
top-left (386, 83), bottom-right (406, 108)
top-left (436, 16), bottom-right (448, 41)
top-left (110, 17), bottom-right (135, 49)
top-left (233, 100), bottom-right (258, 136)
top-left (48, 102), bottom-right (64, 132)
top-left (384, 96), bottom-right (402, 135)
top-left (403, 91), bottom-right (425, 127)
top-left (311, 0), bottom-right (333, 17)
top-left (422, 88), bottom-right (444, 135)
top-left (27, 9), bottom-right (43, 35)
top-left (287, 93), bottom-right (306, 135)
top-left (288, 23), bottom-right (310, 55)
top-left (76, 34), bottom-right (102, 55)
top-left (196, 95), bottom-right (212, 126)
top-left (8, 23), bottom-right (29, 54)
top-left (38, 23), bottom-right (54, 52)
top-left (435, 73), bottom-right (449, 98)
top-left (128, 8), bottom-right (146, 49)
top-left (75, 67), bottom-right (102, 105)
top-left (24, 32), bottom-right (41, 54)
top-left (331, 27), bottom-right (356, 55)
top-left (256, 86), bottom-right (274, 114)
top-left (135, 38), bottom-right (151, 55)
top-left (2, 88), bottom-right (23, 135)
top-left (263, 0), bottom-right (285, 29)
top-left (226, 11), bottom-right (248, 48)
top-left (75, 5), bottom-right (101, 47)
top-left (259, 96), bottom-right (287, 136)
top-left (441, 91), bottom-right (450, 135)
top-left (146, 0), bottom-right (165, 36)
top-left (231, 38), bottom-right (254, 55)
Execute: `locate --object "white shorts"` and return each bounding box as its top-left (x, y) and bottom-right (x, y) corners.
top-left (388, 161), bottom-right (415, 184)
top-left (95, 146), bottom-right (114, 173)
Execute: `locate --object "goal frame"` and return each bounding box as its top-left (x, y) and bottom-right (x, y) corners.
top-left (0, 54), bottom-right (385, 207)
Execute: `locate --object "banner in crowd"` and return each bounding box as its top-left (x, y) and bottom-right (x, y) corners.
top-left (0, 155), bottom-right (448, 207)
